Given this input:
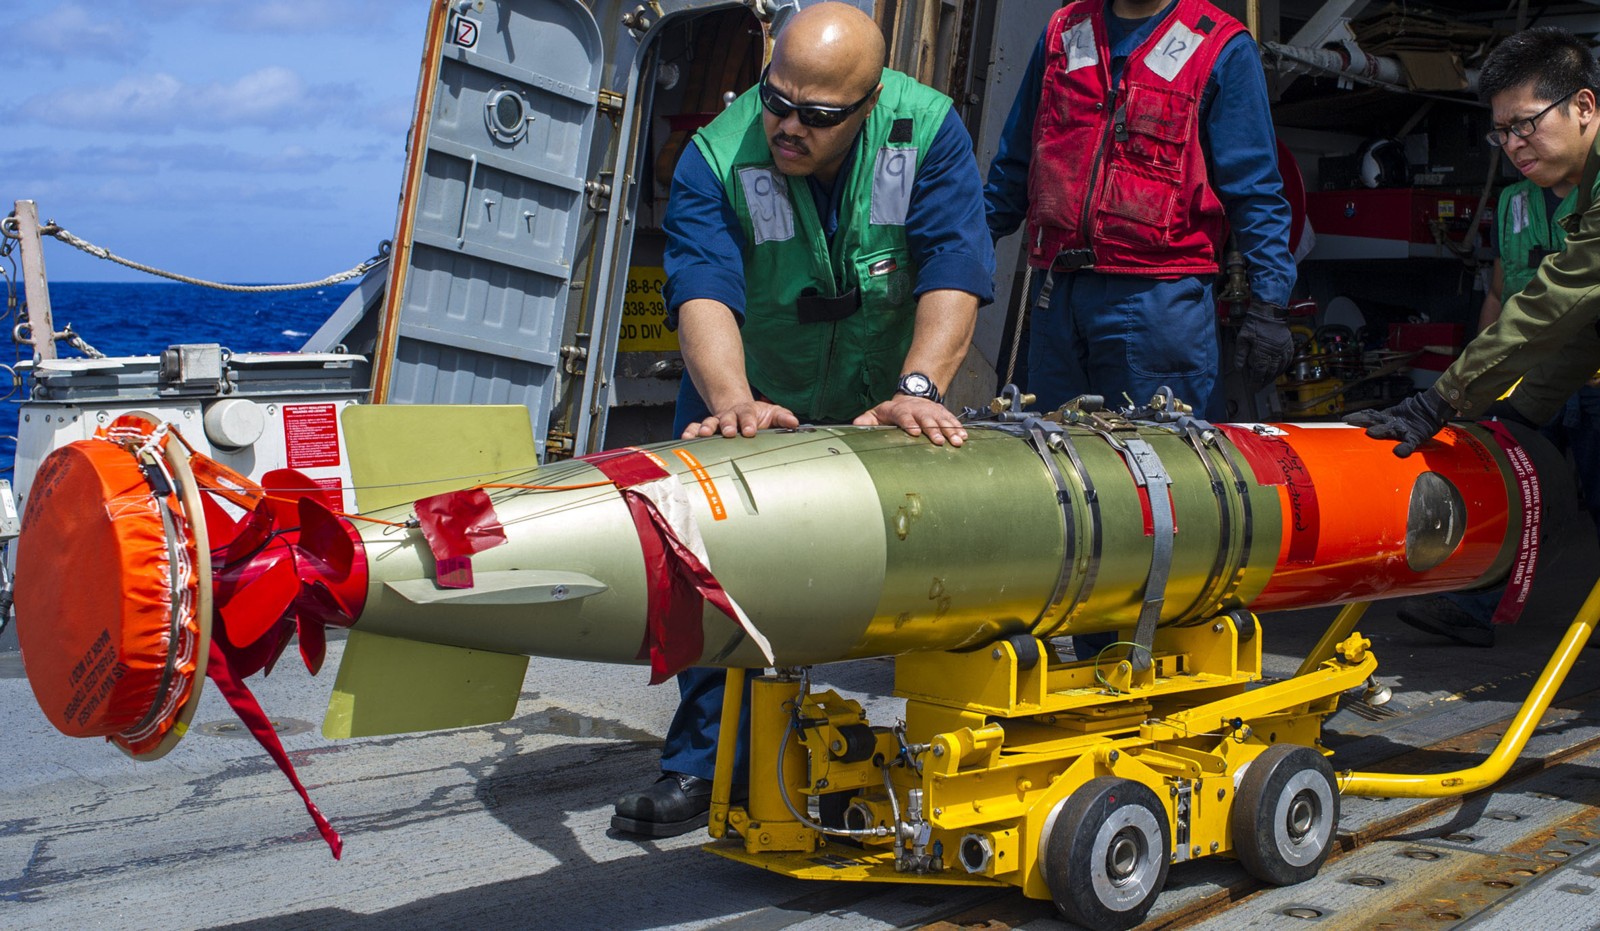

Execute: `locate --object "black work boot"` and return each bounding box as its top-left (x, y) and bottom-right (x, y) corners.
top-left (1395, 595), bottom-right (1494, 648)
top-left (611, 772), bottom-right (713, 837)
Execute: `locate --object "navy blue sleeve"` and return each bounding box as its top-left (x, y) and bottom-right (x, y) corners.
top-left (907, 108), bottom-right (997, 305)
top-left (1201, 33), bottom-right (1296, 307)
top-left (663, 144), bottom-right (747, 327)
top-left (983, 31), bottom-right (1048, 242)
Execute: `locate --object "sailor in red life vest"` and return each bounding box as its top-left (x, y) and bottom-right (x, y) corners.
top-left (985, 0), bottom-right (1297, 662)
top-left (984, 0), bottom-right (1296, 422)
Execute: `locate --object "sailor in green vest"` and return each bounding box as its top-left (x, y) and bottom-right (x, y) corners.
top-left (1484, 177), bottom-right (1579, 329)
top-left (1353, 27), bottom-right (1600, 646)
top-left (613, 2), bottom-right (995, 836)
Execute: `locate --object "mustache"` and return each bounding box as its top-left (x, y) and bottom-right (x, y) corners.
top-left (771, 132), bottom-right (809, 156)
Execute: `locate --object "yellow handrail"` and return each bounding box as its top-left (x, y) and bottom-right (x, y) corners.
top-left (1339, 576), bottom-right (1600, 797)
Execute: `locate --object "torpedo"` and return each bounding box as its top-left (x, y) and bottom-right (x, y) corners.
top-left (7, 397), bottom-right (1574, 928)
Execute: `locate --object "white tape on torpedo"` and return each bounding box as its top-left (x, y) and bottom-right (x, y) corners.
top-left (634, 474), bottom-right (776, 665)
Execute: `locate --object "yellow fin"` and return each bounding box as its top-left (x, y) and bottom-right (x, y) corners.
top-left (341, 404), bottom-right (537, 513)
top-left (323, 629), bottom-right (528, 738)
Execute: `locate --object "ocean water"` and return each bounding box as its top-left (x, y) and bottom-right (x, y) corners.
top-left (0, 281), bottom-right (357, 475)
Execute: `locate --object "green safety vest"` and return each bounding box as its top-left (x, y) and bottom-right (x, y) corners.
top-left (692, 69), bottom-right (951, 422)
top-left (1498, 179), bottom-right (1579, 297)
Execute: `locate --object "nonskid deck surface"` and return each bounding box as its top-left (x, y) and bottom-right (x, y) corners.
top-left (1, 522), bottom-right (1597, 930)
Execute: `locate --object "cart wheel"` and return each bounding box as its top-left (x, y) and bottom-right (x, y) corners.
top-left (1041, 777), bottom-right (1171, 930)
top-left (1232, 744), bottom-right (1339, 885)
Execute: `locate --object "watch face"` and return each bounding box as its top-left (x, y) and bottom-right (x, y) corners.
top-left (902, 374), bottom-right (932, 395)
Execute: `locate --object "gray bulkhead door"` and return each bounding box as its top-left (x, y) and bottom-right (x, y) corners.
top-left (368, 0), bottom-right (604, 454)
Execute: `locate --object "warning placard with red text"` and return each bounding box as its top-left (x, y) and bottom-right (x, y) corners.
top-left (283, 404), bottom-right (342, 469)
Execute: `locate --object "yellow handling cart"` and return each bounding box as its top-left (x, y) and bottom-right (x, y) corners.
top-left (703, 581), bottom-right (1600, 930)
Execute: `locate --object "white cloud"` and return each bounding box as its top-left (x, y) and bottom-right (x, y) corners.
top-left (224, 1), bottom-right (411, 35)
top-left (202, 66), bottom-right (318, 124)
top-left (13, 67), bottom-right (347, 133)
top-left (2, 4), bottom-right (148, 64)
top-left (20, 174), bottom-right (345, 212)
top-left (111, 0), bottom-right (411, 36)
top-left (21, 72), bottom-right (184, 131)
top-left (2, 144), bottom-right (349, 180)
top-left (3, 0), bottom-right (423, 283)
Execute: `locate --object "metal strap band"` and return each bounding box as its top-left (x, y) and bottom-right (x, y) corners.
top-left (1119, 438), bottom-right (1174, 672)
top-left (1025, 423), bottom-right (1077, 632)
top-left (1210, 432), bottom-right (1255, 607)
top-left (1039, 426), bottom-right (1104, 638)
top-left (1174, 424), bottom-right (1234, 622)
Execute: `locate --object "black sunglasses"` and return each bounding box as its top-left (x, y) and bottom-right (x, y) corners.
top-left (758, 65), bottom-right (876, 128)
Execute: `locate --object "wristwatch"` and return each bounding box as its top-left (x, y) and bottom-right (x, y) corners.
top-left (895, 372), bottom-right (943, 404)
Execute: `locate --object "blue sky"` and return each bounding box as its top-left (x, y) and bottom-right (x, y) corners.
top-left (2, 1), bottom-right (428, 283)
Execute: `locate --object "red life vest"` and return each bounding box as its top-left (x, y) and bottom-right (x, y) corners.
top-left (1026, 0), bottom-right (1246, 275)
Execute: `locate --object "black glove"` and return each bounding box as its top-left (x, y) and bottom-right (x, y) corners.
top-left (1232, 301), bottom-right (1294, 387)
top-left (1342, 388), bottom-right (1455, 457)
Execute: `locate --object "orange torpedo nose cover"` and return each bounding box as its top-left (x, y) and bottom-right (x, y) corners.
top-left (14, 438), bottom-right (202, 755)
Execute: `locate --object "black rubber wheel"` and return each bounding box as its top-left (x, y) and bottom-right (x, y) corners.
top-left (1041, 777), bottom-right (1172, 930)
top-left (1232, 744), bottom-right (1340, 885)
top-left (1008, 633), bottom-right (1042, 670)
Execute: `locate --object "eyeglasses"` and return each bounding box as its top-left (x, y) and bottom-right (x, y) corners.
top-left (758, 66), bottom-right (876, 129)
top-left (1486, 89), bottom-right (1580, 146)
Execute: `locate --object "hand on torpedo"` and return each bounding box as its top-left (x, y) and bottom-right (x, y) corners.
top-left (854, 395), bottom-right (967, 447)
top-left (1342, 387), bottom-right (1454, 458)
top-left (682, 399), bottom-right (801, 439)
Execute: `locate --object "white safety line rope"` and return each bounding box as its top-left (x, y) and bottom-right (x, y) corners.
top-left (15, 220), bottom-right (390, 293)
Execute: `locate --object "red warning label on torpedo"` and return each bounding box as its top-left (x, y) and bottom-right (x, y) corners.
top-left (283, 403), bottom-right (341, 469)
top-left (1218, 425), bottom-right (1321, 565)
top-left (1481, 422), bottom-right (1541, 625)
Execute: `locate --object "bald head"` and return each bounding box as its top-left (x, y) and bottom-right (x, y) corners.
top-left (760, 3), bottom-right (888, 182)
top-left (771, 2), bottom-right (885, 103)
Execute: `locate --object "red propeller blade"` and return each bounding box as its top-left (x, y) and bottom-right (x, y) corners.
top-left (200, 493), bottom-right (242, 551)
top-left (216, 552), bottom-right (301, 649)
top-left (296, 496), bottom-right (355, 578)
top-left (262, 468), bottom-right (341, 514)
top-left (296, 611), bottom-right (328, 676)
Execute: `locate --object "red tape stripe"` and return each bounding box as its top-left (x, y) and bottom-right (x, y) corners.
top-left (610, 487), bottom-right (748, 684)
top-left (591, 449), bottom-right (747, 681)
top-left (1219, 426), bottom-right (1321, 564)
top-left (620, 488), bottom-right (756, 684)
top-left (585, 448), bottom-right (670, 488)
top-left (206, 639), bottom-right (343, 858)
top-left (616, 490), bottom-right (702, 683)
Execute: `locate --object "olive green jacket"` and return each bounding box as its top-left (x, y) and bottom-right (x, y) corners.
top-left (1435, 132), bottom-right (1600, 423)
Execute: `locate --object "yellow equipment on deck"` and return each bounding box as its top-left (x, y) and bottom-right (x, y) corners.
top-left (705, 583), bottom-right (1600, 930)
